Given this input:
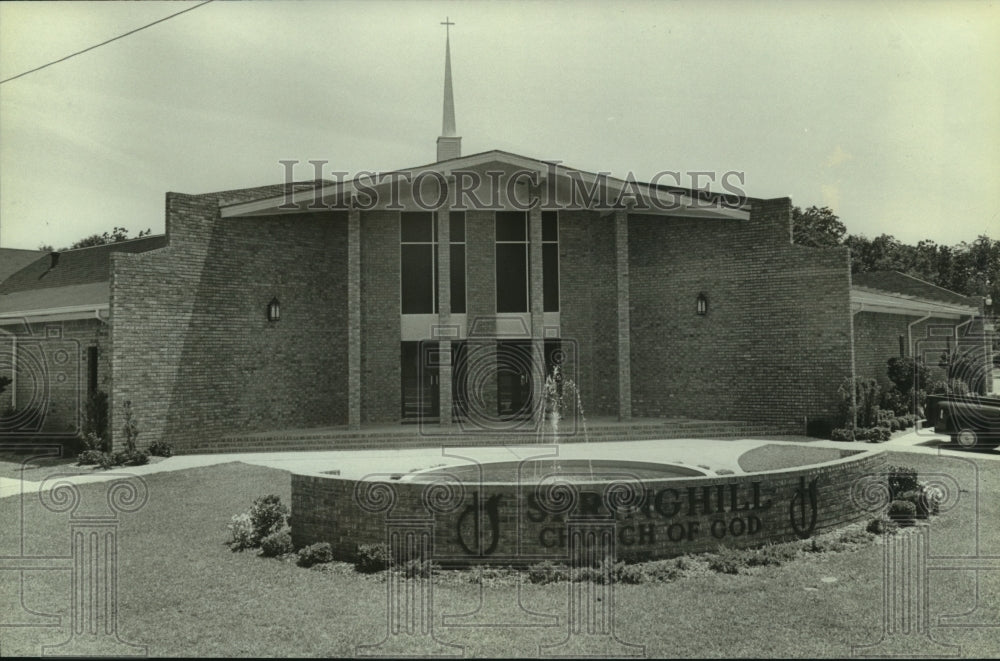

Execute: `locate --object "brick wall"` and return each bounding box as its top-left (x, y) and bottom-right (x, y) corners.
top-left (463, 210), bottom-right (499, 417)
top-left (360, 211), bottom-right (401, 423)
top-left (559, 210), bottom-right (619, 417)
top-left (291, 448), bottom-right (887, 564)
top-left (628, 198), bottom-right (854, 426)
top-left (852, 311), bottom-right (955, 388)
top-left (111, 193), bottom-right (349, 452)
top-left (2, 318), bottom-right (108, 435)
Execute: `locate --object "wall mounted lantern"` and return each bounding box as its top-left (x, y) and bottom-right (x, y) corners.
top-left (267, 297), bottom-right (281, 322)
top-left (696, 293), bottom-right (708, 316)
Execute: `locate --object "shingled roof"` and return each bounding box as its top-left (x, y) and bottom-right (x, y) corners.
top-left (851, 271), bottom-right (977, 307)
top-left (0, 235), bottom-right (167, 317)
top-left (0, 235), bottom-right (167, 296)
top-left (0, 248), bottom-right (44, 283)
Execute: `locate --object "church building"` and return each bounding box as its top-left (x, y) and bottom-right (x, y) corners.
top-left (0, 29), bottom-right (991, 452)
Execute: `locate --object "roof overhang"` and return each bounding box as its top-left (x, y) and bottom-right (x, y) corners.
top-left (851, 286), bottom-right (979, 319)
top-left (219, 150), bottom-right (750, 221)
top-left (0, 304), bottom-right (109, 326)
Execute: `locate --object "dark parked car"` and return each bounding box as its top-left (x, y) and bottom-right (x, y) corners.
top-left (925, 393), bottom-right (1000, 449)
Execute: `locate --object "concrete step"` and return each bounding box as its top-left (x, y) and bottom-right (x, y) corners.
top-left (200, 421), bottom-right (799, 455)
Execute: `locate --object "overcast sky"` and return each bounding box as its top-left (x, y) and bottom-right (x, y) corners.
top-left (1, 0), bottom-right (997, 251)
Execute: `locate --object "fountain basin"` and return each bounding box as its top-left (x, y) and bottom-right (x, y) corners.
top-left (401, 459), bottom-right (707, 483)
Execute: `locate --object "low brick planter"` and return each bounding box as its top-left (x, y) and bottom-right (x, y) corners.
top-left (291, 448), bottom-right (887, 566)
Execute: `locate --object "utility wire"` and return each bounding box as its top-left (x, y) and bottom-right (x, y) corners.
top-left (0, 0), bottom-right (214, 85)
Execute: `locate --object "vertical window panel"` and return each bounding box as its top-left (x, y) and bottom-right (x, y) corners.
top-left (450, 244), bottom-right (466, 314)
top-left (449, 211), bottom-right (466, 243)
top-left (496, 243), bottom-right (528, 312)
top-left (495, 211), bottom-right (527, 241)
top-left (543, 243), bottom-right (559, 312)
top-left (401, 244), bottom-right (435, 313)
top-left (400, 211), bottom-right (434, 242)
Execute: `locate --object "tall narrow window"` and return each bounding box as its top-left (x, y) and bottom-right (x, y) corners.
top-left (495, 211), bottom-right (528, 312)
top-left (400, 212), bottom-right (437, 314)
top-left (450, 211), bottom-right (466, 314)
top-left (542, 211), bottom-right (559, 312)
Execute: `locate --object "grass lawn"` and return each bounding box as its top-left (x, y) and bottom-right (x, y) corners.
top-left (738, 443), bottom-right (848, 472)
top-left (1, 451), bottom-right (998, 657)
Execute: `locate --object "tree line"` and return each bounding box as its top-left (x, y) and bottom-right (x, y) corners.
top-left (792, 206), bottom-right (998, 315)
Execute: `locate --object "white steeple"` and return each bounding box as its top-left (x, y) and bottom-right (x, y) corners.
top-left (436, 17), bottom-right (461, 162)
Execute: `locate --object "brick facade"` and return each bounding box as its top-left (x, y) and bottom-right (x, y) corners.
top-left (852, 311), bottom-right (954, 387)
top-left (111, 193), bottom-right (349, 452)
top-left (359, 210), bottom-right (401, 423)
top-left (86, 165), bottom-right (985, 451)
top-left (628, 199), bottom-right (854, 427)
top-left (2, 317), bottom-right (109, 435)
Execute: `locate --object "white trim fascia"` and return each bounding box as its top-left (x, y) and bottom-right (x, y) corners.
top-left (0, 304), bottom-right (110, 325)
top-left (850, 287), bottom-right (977, 319)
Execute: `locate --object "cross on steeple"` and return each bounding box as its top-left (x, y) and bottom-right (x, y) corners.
top-left (441, 17), bottom-right (454, 39)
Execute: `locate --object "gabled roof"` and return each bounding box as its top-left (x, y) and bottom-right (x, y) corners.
top-left (852, 271), bottom-right (976, 307)
top-left (0, 248), bottom-right (44, 283)
top-left (850, 270), bottom-right (980, 318)
top-left (219, 149), bottom-right (750, 221)
top-left (0, 235), bottom-right (166, 323)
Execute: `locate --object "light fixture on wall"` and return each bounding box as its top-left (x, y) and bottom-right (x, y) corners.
top-left (267, 297), bottom-right (281, 322)
top-left (696, 293), bottom-right (708, 316)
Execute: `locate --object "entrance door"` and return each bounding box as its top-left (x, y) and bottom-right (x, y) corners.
top-left (401, 341), bottom-right (439, 422)
top-left (497, 340), bottom-right (533, 420)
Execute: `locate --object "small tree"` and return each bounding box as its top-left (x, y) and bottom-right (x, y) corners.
top-left (121, 400), bottom-right (139, 454)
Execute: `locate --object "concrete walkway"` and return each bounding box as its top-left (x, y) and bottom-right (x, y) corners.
top-left (2, 428), bottom-right (996, 501)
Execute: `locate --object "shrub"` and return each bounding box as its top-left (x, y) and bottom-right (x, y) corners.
top-left (249, 495), bottom-right (289, 545)
top-left (121, 400), bottom-right (140, 454)
top-left (613, 562), bottom-right (648, 584)
top-left (76, 449), bottom-right (105, 466)
top-left (886, 465), bottom-right (919, 498)
top-left (227, 512), bottom-right (255, 551)
top-left (838, 377), bottom-right (882, 428)
top-left (260, 530), bottom-right (293, 557)
top-left (898, 484), bottom-right (941, 519)
top-left (96, 452), bottom-right (116, 470)
top-left (397, 558), bottom-right (439, 579)
top-left (355, 543), bottom-right (390, 573)
top-left (127, 449), bottom-right (149, 466)
top-left (886, 357), bottom-right (931, 399)
top-left (645, 562), bottom-right (681, 582)
top-left (838, 527), bottom-right (876, 545)
top-left (297, 542), bottom-right (334, 567)
top-left (82, 431), bottom-right (109, 454)
top-left (527, 561), bottom-right (569, 584)
top-left (880, 386), bottom-right (911, 417)
top-left (889, 500), bottom-right (917, 526)
top-left (866, 516), bottom-right (899, 535)
top-left (708, 547), bottom-right (744, 574)
top-left (83, 390), bottom-right (109, 443)
top-left (148, 441), bottom-right (173, 458)
top-left (757, 543), bottom-right (801, 565)
top-left (571, 564), bottom-right (612, 584)
top-left (875, 407), bottom-right (896, 429)
top-left (830, 427), bottom-right (855, 442)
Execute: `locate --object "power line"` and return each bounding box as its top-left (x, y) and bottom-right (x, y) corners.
top-left (0, 0), bottom-right (215, 85)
